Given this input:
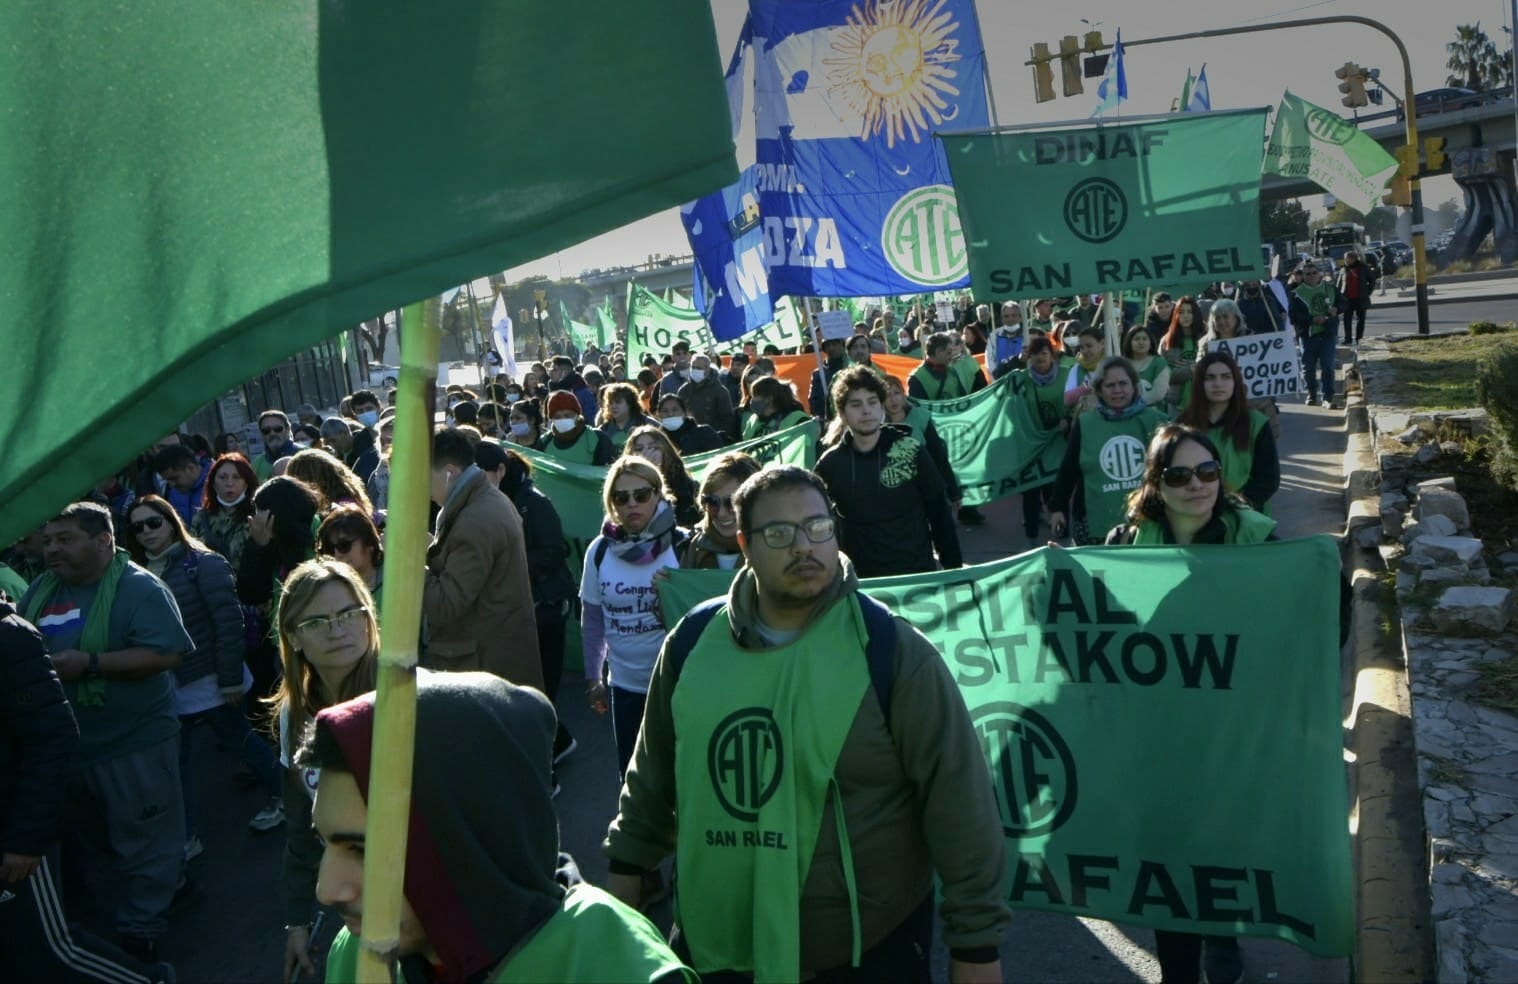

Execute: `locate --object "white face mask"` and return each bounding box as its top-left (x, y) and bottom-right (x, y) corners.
top-left (216, 492), bottom-right (247, 508)
top-left (550, 418), bottom-right (578, 434)
top-left (660, 415), bottom-right (685, 431)
top-left (688, 368), bottom-right (707, 384)
top-left (511, 421), bottom-right (532, 437)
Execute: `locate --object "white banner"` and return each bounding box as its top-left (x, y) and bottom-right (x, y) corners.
top-left (1208, 334), bottom-right (1301, 398)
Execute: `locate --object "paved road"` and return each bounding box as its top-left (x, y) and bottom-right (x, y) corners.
top-left (142, 333), bottom-right (1382, 982)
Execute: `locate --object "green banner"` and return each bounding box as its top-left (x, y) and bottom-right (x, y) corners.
top-left (628, 285), bottom-right (811, 366)
top-left (656, 537), bottom-right (1352, 955)
top-left (939, 111), bottom-right (1268, 299)
top-left (561, 300), bottom-right (611, 352)
top-left (912, 372), bottom-right (1064, 505)
top-left (1262, 90), bottom-right (1399, 216)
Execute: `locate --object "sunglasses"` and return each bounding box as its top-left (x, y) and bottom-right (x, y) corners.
top-left (611, 486), bottom-right (656, 507)
top-left (322, 538), bottom-right (356, 555)
top-left (130, 516), bottom-right (167, 534)
top-left (260, 425), bottom-right (286, 436)
top-left (1161, 461), bottom-right (1223, 488)
top-left (702, 494), bottom-right (736, 512)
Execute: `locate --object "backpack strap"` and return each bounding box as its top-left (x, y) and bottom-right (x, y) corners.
top-left (592, 537), bottom-right (610, 571)
top-left (855, 594), bottom-right (898, 731)
top-left (662, 596), bottom-right (728, 680)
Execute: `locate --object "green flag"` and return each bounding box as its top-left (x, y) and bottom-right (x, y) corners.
top-left (561, 301), bottom-right (611, 353)
top-left (627, 284), bottom-right (719, 367)
top-left (939, 111), bottom-right (1268, 299)
top-left (0, 0), bottom-right (737, 547)
top-left (658, 536), bottom-right (1353, 956)
top-left (1262, 90), bottom-right (1399, 215)
top-left (912, 373), bottom-right (1064, 506)
top-left (595, 301), bottom-right (619, 348)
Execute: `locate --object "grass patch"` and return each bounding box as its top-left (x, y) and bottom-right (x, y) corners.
top-left (1471, 654), bottom-right (1518, 714)
top-left (1370, 333), bottom-right (1518, 410)
top-left (1425, 755), bottom-right (1467, 786)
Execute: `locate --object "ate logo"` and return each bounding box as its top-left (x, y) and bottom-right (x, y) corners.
top-left (882, 185), bottom-right (969, 285)
top-left (1098, 435), bottom-right (1147, 484)
top-left (972, 702), bottom-right (1078, 836)
top-left (1063, 177), bottom-right (1127, 244)
top-left (708, 708), bottom-right (785, 821)
top-left (1304, 107), bottom-right (1357, 146)
top-left (935, 420), bottom-right (974, 462)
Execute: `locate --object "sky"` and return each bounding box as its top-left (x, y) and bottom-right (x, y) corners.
top-left (504, 0), bottom-right (1515, 282)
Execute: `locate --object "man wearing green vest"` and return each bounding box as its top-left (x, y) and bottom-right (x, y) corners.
top-left (908, 332), bottom-right (984, 402)
top-left (304, 670), bottom-right (692, 984)
top-left (604, 465), bottom-right (1009, 983)
top-left (1288, 263), bottom-right (1340, 409)
top-left (538, 391), bottom-right (615, 465)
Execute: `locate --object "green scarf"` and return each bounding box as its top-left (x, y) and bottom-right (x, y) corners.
top-left (24, 548), bottom-right (130, 707)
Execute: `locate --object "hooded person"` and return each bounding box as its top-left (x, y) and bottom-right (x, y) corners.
top-left (538, 391), bottom-right (614, 466)
top-left (303, 670), bottom-right (693, 984)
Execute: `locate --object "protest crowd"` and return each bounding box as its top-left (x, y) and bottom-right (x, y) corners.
top-left (0, 249), bottom-right (1363, 984)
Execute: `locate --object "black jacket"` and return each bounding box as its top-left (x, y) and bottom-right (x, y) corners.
top-left (346, 428), bottom-right (381, 484)
top-left (665, 421), bottom-right (724, 457)
top-left (155, 543), bottom-right (245, 689)
top-left (814, 425), bottom-right (962, 578)
top-left (0, 600), bottom-right (79, 857)
top-left (505, 478), bottom-right (577, 609)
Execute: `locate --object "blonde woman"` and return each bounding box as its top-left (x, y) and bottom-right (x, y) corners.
top-left (284, 447), bottom-right (374, 518)
top-left (269, 560), bottom-right (379, 982)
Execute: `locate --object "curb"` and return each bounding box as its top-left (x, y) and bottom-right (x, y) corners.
top-left (1341, 368), bottom-right (1436, 982)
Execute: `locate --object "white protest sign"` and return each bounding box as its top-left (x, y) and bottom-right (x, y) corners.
top-left (935, 300), bottom-right (955, 325)
top-left (1207, 334), bottom-right (1301, 398)
top-left (815, 308), bottom-right (854, 341)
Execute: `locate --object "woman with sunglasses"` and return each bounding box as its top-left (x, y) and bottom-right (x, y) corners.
top-left (678, 452), bottom-right (761, 570)
top-left (124, 496), bottom-right (285, 855)
top-left (1176, 352), bottom-right (1280, 513)
top-left (580, 457), bottom-right (687, 780)
top-left (315, 505), bottom-right (384, 612)
top-left (624, 424), bottom-right (702, 527)
top-left (189, 452), bottom-right (259, 573)
top-left (267, 559), bottom-right (379, 983)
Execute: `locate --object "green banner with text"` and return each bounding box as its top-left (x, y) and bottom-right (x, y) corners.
top-left (939, 111), bottom-right (1269, 298)
top-left (656, 537), bottom-right (1352, 956)
top-left (627, 285), bottom-right (811, 366)
top-left (912, 372), bottom-right (1064, 505)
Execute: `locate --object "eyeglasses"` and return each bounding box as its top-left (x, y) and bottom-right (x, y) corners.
top-left (322, 539), bottom-right (356, 555)
top-left (130, 516), bottom-right (166, 534)
top-left (750, 515), bottom-right (835, 549)
top-left (292, 607), bottom-right (369, 636)
top-left (611, 486), bottom-right (656, 507)
top-left (1161, 461), bottom-right (1223, 488)
top-left (260, 425), bottom-right (286, 436)
top-left (702, 494), bottom-right (736, 513)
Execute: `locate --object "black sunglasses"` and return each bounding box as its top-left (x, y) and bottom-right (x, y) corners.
top-left (611, 487), bottom-right (656, 506)
top-left (130, 516), bottom-right (166, 534)
top-left (260, 425), bottom-right (285, 436)
top-left (701, 494), bottom-right (736, 512)
top-left (322, 538), bottom-right (356, 554)
top-left (1161, 461), bottom-right (1222, 488)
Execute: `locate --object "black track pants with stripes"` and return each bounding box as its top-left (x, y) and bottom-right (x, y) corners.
top-left (0, 853), bottom-right (161, 983)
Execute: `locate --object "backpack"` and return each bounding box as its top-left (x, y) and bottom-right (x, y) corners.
top-left (180, 548), bottom-right (264, 654)
top-left (663, 593), bottom-right (899, 731)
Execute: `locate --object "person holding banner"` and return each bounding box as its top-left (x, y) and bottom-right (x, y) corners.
top-left (1062, 327), bottom-right (1107, 419)
top-left (1236, 280), bottom-right (1286, 337)
top-left (907, 333), bottom-right (974, 401)
top-left (540, 391), bottom-right (615, 466)
top-left (1177, 353), bottom-right (1280, 512)
top-left (1014, 335), bottom-right (1074, 547)
top-left (1122, 325), bottom-right (1171, 411)
top-left (1048, 358), bottom-right (1169, 545)
top-left (596, 381), bottom-right (651, 452)
top-left (741, 375), bottom-right (810, 441)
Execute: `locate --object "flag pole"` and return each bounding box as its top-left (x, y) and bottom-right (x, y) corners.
top-left (353, 295), bottom-right (438, 981)
top-left (462, 281), bottom-right (490, 390)
top-left (965, 0), bottom-right (999, 128)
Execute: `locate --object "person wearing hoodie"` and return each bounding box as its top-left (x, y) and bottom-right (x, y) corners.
top-left (604, 465), bottom-right (1009, 983)
top-left (547, 355), bottom-right (599, 421)
top-left (814, 367), bottom-right (962, 578)
top-left (677, 353), bottom-right (736, 440)
top-left (305, 670), bottom-right (693, 984)
top-left (539, 391), bottom-right (615, 466)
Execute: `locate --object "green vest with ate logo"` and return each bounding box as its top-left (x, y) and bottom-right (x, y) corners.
top-left (671, 596), bottom-right (870, 981)
top-left (1077, 408), bottom-right (1167, 540)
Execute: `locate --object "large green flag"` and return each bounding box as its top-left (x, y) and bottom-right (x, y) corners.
top-left (938, 111), bottom-right (1268, 299)
top-left (627, 285), bottom-right (809, 366)
top-left (912, 373), bottom-right (1064, 506)
top-left (658, 536), bottom-right (1353, 956)
top-left (1262, 90), bottom-right (1399, 215)
top-left (0, 0), bottom-right (737, 547)
top-left (561, 301), bottom-right (611, 353)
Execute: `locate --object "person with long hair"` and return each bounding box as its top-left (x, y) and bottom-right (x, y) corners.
top-left (284, 448), bottom-right (374, 519)
top-left (1048, 357), bottom-right (1169, 545)
top-left (315, 505), bottom-right (384, 610)
top-left (580, 457), bottom-right (686, 781)
top-left (624, 424), bottom-right (702, 527)
top-left (678, 451), bottom-right (761, 570)
top-left (595, 381), bottom-right (650, 452)
top-left (1014, 334), bottom-right (1074, 546)
top-left (506, 398), bottom-right (543, 449)
top-left (236, 476), bottom-right (320, 700)
top-left (1177, 352), bottom-right (1280, 512)
top-left (190, 452), bottom-right (259, 573)
top-left (212, 431), bottom-right (245, 456)
top-left (1159, 295), bottom-right (1205, 412)
top-left (1197, 297), bottom-right (1247, 348)
top-left (1121, 324), bottom-right (1171, 411)
top-left (741, 375), bottom-right (811, 440)
top-left (125, 496), bottom-right (283, 852)
top-left (268, 560), bottom-right (379, 983)
top-left (879, 373), bottom-right (961, 511)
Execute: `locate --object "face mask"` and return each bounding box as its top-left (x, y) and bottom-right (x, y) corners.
top-left (511, 421), bottom-right (532, 437)
top-left (661, 415), bottom-right (685, 431)
top-left (357, 410), bottom-right (379, 428)
top-left (506, 391), bottom-right (521, 402)
top-left (551, 418), bottom-right (577, 434)
top-left (688, 368), bottom-right (707, 384)
top-left (216, 492), bottom-right (247, 508)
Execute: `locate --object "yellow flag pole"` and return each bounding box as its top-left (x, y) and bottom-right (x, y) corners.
top-left (354, 296), bottom-right (440, 981)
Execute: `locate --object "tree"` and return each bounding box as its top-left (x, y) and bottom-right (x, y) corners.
top-left (1446, 23), bottom-right (1511, 91)
top-left (1260, 198), bottom-right (1309, 244)
top-left (1362, 207), bottom-right (1397, 240)
top-left (1435, 198), bottom-right (1462, 233)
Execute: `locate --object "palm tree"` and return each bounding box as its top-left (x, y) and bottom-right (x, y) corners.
top-left (1446, 22), bottom-right (1498, 90)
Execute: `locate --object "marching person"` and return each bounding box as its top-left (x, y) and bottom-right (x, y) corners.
top-left (1336, 250), bottom-right (1377, 346)
top-left (604, 464), bottom-right (1009, 982)
top-left (1289, 262), bottom-right (1341, 409)
top-left (1177, 352), bottom-right (1280, 512)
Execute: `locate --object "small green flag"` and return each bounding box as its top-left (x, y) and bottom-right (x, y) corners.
top-left (1262, 90), bottom-right (1399, 215)
top-left (912, 372), bottom-right (1065, 505)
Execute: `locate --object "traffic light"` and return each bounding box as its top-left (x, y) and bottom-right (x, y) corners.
top-left (1394, 143), bottom-right (1419, 177)
top-left (1425, 136), bottom-right (1448, 172)
top-left (1383, 144), bottom-right (1416, 206)
top-left (1336, 62), bottom-right (1368, 108)
top-left (1059, 36), bottom-right (1083, 97)
top-left (1030, 43), bottom-right (1055, 103)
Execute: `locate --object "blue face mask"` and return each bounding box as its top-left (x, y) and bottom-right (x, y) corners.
top-left (357, 410), bottom-right (380, 428)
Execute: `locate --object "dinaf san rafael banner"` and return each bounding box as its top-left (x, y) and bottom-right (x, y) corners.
top-left (1207, 334), bottom-right (1302, 399)
top-left (911, 372), bottom-right (1064, 505)
top-left (938, 111), bottom-right (1269, 299)
top-left (657, 537), bottom-right (1352, 954)
top-left (1262, 91), bottom-right (1399, 216)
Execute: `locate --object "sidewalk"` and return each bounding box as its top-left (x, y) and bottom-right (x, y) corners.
top-left (1373, 274), bottom-right (1518, 309)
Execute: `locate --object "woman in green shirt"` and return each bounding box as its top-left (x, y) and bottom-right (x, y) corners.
top-left (596, 381), bottom-right (650, 451)
top-left (1121, 324), bottom-right (1170, 412)
top-left (1176, 352), bottom-right (1280, 512)
top-left (741, 375), bottom-right (810, 440)
top-left (1159, 295), bottom-right (1204, 413)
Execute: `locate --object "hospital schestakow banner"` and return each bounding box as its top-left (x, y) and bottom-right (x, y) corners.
top-left (657, 536), bottom-right (1353, 956)
top-left (938, 110), bottom-right (1270, 298)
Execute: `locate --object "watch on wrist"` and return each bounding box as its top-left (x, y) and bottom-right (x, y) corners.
top-left (284, 923), bottom-right (312, 933)
top-left (85, 651), bottom-right (101, 680)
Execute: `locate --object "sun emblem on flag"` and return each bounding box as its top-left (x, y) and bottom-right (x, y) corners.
top-left (824, 0), bottom-right (964, 148)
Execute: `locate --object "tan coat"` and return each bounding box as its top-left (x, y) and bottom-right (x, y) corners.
top-left (422, 470), bottom-right (544, 690)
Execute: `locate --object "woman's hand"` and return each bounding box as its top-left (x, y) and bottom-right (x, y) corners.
top-left (586, 680), bottom-right (609, 715)
top-left (1048, 511), bottom-right (1068, 541)
top-left (248, 509), bottom-right (276, 546)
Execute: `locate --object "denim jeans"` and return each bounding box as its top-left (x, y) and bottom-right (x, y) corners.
top-left (610, 686), bottom-right (647, 780)
top-left (1301, 330), bottom-right (1337, 401)
top-left (179, 702), bottom-right (282, 837)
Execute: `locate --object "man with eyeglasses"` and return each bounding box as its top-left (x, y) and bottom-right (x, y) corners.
top-left (816, 366), bottom-right (962, 578)
top-left (252, 410), bottom-right (300, 482)
top-left (604, 464), bottom-right (1008, 983)
top-left (17, 502), bottom-right (193, 966)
